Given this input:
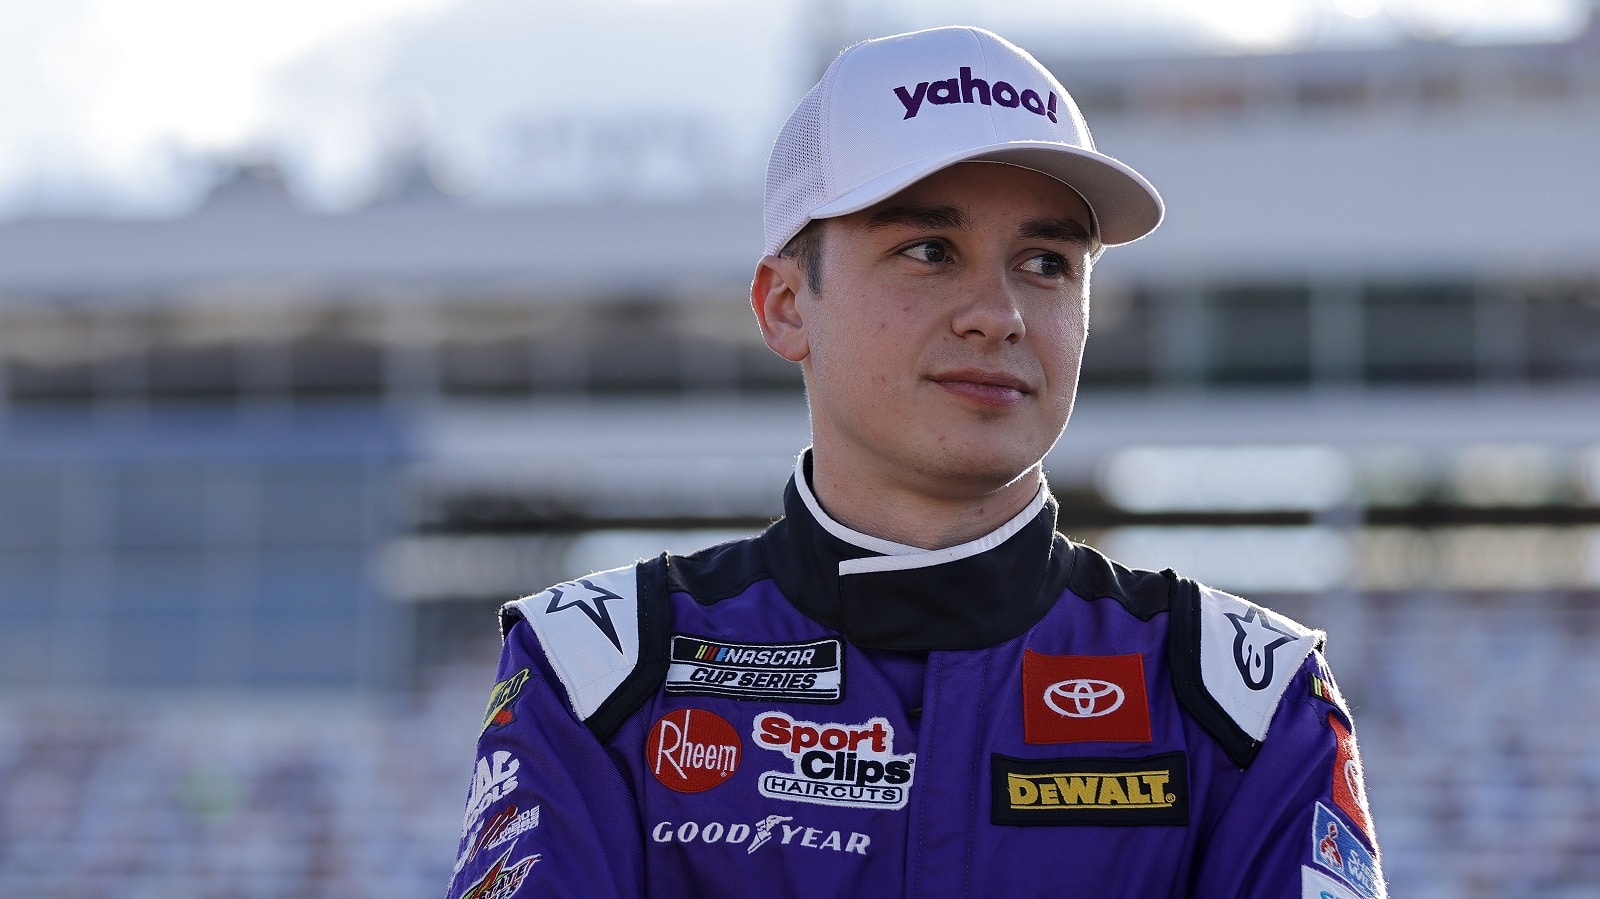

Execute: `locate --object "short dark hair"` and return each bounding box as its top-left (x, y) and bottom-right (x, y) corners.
top-left (779, 219), bottom-right (826, 296)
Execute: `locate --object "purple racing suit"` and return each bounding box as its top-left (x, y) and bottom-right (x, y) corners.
top-left (447, 454), bottom-right (1385, 898)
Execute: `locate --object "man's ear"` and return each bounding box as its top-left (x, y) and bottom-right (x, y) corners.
top-left (751, 254), bottom-right (810, 363)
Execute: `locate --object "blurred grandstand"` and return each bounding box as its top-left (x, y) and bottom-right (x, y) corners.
top-left (3, 14), bottom-right (1600, 898)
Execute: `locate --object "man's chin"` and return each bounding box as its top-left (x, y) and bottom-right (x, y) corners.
top-left (915, 447), bottom-right (1045, 500)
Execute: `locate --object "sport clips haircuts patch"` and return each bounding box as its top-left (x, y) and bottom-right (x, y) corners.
top-left (664, 635), bottom-right (843, 703)
top-left (752, 712), bottom-right (915, 810)
top-left (991, 752), bottom-right (1189, 826)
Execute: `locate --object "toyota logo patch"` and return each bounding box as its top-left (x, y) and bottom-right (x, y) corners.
top-left (1022, 650), bottom-right (1152, 745)
top-left (1044, 678), bottom-right (1125, 719)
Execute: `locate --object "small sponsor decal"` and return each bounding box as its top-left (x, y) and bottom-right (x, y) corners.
top-left (460, 751), bottom-right (521, 840)
top-left (1310, 669), bottom-right (1353, 720)
top-left (481, 668), bottom-right (530, 734)
top-left (650, 814), bottom-right (870, 856)
top-left (665, 635), bottom-right (843, 703)
top-left (648, 708), bottom-right (741, 793)
top-left (1227, 607), bottom-right (1297, 691)
top-left (752, 712), bottom-right (915, 809)
top-left (1328, 714), bottom-right (1377, 851)
top-left (454, 804), bottom-right (541, 877)
top-left (1023, 650), bottom-right (1151, 744)
top-left (460, 844), bottom-right (540, 899)
top-left (1311, 802), bottom-right (1381, 899)
top-left (1302, 864), bottom-right (1364, 899)
top-left (1310, 675), bottom-right (1336, 706)
top-left (990, 752), bottom-right (1189, 826)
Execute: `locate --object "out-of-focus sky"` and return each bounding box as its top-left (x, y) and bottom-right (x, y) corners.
top-left (0, 0), bottom-right (1590, 218)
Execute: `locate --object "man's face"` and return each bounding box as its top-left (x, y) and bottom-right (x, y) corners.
top-left (774, 161), bottom-right (1095, 500)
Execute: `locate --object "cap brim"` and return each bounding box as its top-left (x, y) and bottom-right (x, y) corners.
top-left (808, 141), bottom-right (1163, 247)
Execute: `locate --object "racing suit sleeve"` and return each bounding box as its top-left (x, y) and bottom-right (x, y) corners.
top-left (1189, 654), bottom-right (1387, 899)
top-left (445, 619), bottom-right (645, 899)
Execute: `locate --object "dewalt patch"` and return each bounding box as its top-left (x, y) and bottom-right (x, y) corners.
top-left (990, 752), bottom-right (1189, 826)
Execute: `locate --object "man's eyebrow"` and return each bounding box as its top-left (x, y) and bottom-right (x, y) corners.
top-left (863, 204), bottom-right (968, 232)
top-left (1019, 217), bottom-right (1092, 246)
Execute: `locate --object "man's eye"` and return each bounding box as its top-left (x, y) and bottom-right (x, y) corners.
top-left (1019, 253), bottom-right (1069, 278)
top-left (900, 241), bottom-right (949, 264)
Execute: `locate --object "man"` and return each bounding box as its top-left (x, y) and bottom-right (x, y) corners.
top-left (447, 26), bottom-right (1385, 899)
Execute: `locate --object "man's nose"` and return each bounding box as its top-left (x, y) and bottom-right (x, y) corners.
top-left (950, 273), bottom-right (1025, 345)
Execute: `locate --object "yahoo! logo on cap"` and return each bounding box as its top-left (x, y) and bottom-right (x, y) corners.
top-left (893, 66), bottom-right (1058, 122)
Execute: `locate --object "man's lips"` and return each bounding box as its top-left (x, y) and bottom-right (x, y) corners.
top-left (930, 369), bottom-right (1032, 405)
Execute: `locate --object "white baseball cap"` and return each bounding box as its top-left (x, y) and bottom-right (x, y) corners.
top-left (763, 26), bottom-right (1164, 256)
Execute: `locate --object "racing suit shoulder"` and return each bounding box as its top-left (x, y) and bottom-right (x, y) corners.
top-left (1165, 572), bottom-right (1325, 768)
top-left (668, 533), bottom-right (772, 606)
top-left (1066, 544), bottom-right (1327, 769)
top-left (1062, 540), bottom-right (1174, 621)
top-left (499, 554), bottom-right (673, 741)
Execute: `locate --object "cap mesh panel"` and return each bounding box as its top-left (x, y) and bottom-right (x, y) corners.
top-left (763, 81), bottom-right (828, 256)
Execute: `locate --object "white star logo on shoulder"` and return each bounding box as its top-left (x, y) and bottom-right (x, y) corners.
top-left (546, 577), bottom-right (625, 652)
top-left (1197, 585), bottom-right (1321, 744)
top-left (508, 565), bottom-right (641, 722)
top-left (1225, 607), bottom-right (1295, 692)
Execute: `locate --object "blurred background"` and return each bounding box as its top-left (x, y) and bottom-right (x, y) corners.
top-left (2, 0), bottom-right (1599, 895)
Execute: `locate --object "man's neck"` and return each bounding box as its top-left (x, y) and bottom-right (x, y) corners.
top-left (805, 455), bottom-right (1044, 550)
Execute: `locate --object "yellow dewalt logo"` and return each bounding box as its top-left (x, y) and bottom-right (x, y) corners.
top-left (1006, 769), bottom-right (1176, 810)
top-left (990, 752), bottom-right (1190, 826)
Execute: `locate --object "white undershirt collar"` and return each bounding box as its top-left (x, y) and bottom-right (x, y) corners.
top-left (792, 452), bottom-right (1048, 576)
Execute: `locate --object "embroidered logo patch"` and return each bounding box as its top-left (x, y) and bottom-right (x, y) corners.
top-left (460, 751), bottom-right (521, 841)
top-left (649, 814), bottom-right (871, 857)
top-left (665, 636), bottom-right (843, 703)
top-left (1023, 650), bottom-right (1152, 744)
top-left (481, 668), bottom-right (530, 735)
top-left (751, 712), bottom-right (915, 809)
top-left (1328, 713), bottom-right (1377, 850)
top-left (1311, 802), bottom-right (1381, 899)
top-left (1227, 607), bottom-right (1296, 691)
top-left (545, 577), bottom-right (626, 652)
top-left (648, 708), bottom-right (742, 794)
top-left (1301, 864), bottom-right (1365, 899)
top-left (459, 844), bottom-right (540, 899)
top-left (990, 752), bottom-right (1189, 826)
top-left (454, 804), bottom-right (540, 879)
top-left (1197, 586), bottom-right (1320, 744)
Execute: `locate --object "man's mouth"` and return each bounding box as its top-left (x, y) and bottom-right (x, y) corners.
top-left (930, 369), bottom-right (1032, 406)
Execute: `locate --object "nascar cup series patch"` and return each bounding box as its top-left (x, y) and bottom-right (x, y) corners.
top-left (665, 635), bottom-right (843, 703)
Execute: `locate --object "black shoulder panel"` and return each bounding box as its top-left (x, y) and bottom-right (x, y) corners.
top-left (585, 553), bottom-right (674, 742)
top-left (1064, 542), bottom-right (1172, 622)
top-left (669, 534), bottom-right (772, 607)
top-left (1163, 570), bottom-right (1261, 769)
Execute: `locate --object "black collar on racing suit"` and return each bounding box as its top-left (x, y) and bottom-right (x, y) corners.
top-left (759, 450), bottom-right (1076, 652)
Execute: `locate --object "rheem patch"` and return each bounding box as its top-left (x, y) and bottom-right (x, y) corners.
top-left (648, 709), bottom-right (742, 794)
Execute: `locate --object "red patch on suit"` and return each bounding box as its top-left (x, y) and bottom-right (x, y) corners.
top-left (1023, 650), bottom-right (1152, 744)
top-left (1328, 712), bottom-right (1377, 850)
